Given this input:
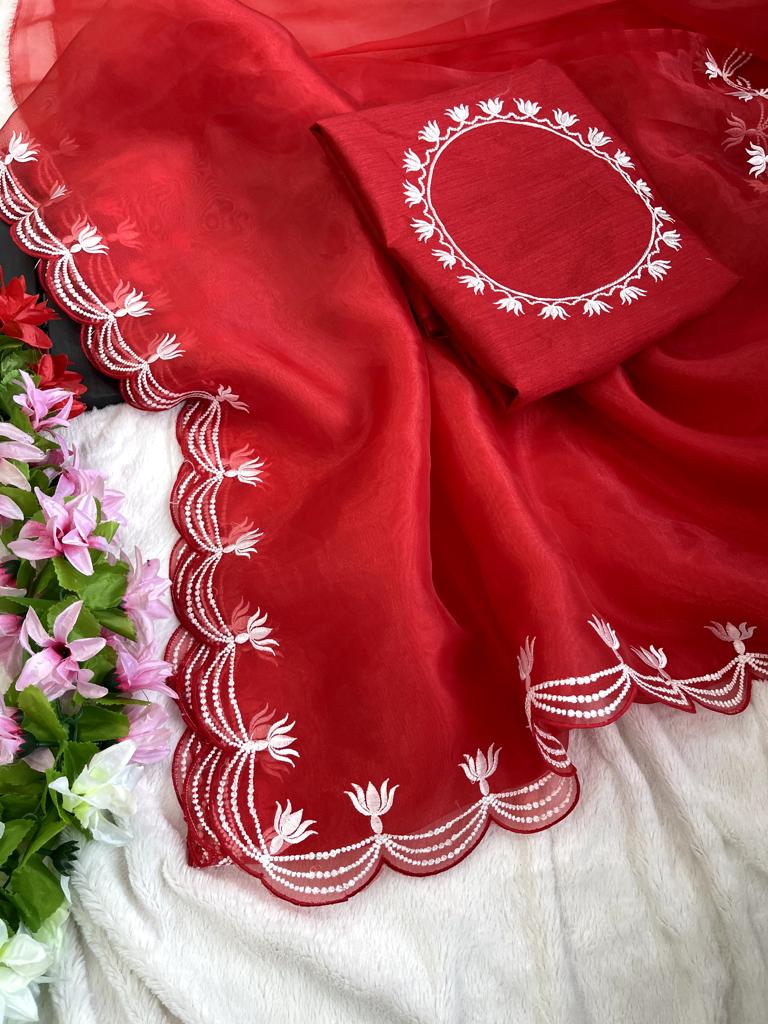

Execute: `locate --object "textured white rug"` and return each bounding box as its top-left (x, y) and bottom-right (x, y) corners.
top-left (27, 403), bottom-right (766, 1024)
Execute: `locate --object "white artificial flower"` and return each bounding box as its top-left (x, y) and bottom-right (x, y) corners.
top-left (0, 920), bottom-right (52, 1023)
top-left (48, 741), bottom-right (141, 845)
top-left (112, 283), bottom-right (152, 318)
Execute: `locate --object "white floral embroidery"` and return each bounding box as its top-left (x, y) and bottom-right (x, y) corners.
top-left (459, 744), bottom-right (500, 796)
top-left (268, 800), bottom-right (317, 854)
top-left (3, 131), bottom-right (37, 165)
top-left (587, 127), bottom-right (611, 147)
top-left (246, 707), bottom-right (299, 765)
top-left (345, 780), bottom-right (398, 834)
top-left (112, 282), bottom-right (151, 318)
top-left (445, 104), bottom-right (470, 123)
top-left (702, 49), bottom-right (768, 182)
top-left (432, 248), bottom-right (457, 269)
top-left (68, 221), bottom-right (108, 255)
top-left (583, 298), bottom-right (611, 316)
top-left (233, 606), bottom-right (279, 655)
top-left (215, 384), bottom-right (249, 411)
top-left (747, 142), bottom-right (768, 177)
top-left (515, 98), bottom-right (541, 118)
top-left (146, 334), bottom-right (184, 363)
top-left (402, 96), bottom-right (680, 318)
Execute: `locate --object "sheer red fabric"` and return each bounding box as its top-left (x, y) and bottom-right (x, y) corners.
top-left (2, 0), bottom-right (767, 905)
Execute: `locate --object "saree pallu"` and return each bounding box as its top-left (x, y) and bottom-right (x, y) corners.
top-left (2, 0), bottom-right (767, 904)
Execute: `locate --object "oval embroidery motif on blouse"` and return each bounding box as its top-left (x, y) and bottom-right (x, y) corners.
top-left (403, 97), bottom-right (682, 319)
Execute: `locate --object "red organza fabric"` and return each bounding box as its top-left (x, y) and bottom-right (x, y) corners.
top-left (2, 0), bottom-right (767, 905)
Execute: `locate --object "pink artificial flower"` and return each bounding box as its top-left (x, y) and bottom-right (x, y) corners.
top-left (0, 566), bottom-right (24, 597)
top-left (0, 421), bottom-right (45, 490)
top-left (123, 702), bottom-right (171, 763)
top-left (0, 698), bottom-right (23, 765)
top-left (0, 494), bottom-right (24, 522)
top-left (13, 369), bottom-right (73, 431)
top-left (9, 483), bottom-right (110, 576)
top-left (113, 639), bottom-right (176, 698)
top-left (122, 549), bottom-right (170, 641)
top-left (0, 612), bottom-right (23, 682)
top-left (56, 465), bottom-right (125, 526)
top-left (17, 600), bottom-right (107, 699)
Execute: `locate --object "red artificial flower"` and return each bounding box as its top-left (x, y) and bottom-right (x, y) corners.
top-left (33, 353), bottom-right (87, 417)
top-left (0, 274), bottom-right (57, 350)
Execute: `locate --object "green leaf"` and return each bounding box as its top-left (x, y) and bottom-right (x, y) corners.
top-left (8, 854), bottom-right (66, 931)
top-left (45, 597), bottom-right (102, 639)
top-left (0, 760), bottom-right (46, 817)
top-left (0, 595), bottom-right (53, 616)
top-left (77, 706), bottom-right (130, 742)
top-left (94, 606), bottom-right (136, 640)
top-left (82, 642), bottom-right (117, 685)
top-left (62, 740), bottom-right (99, 783)
top-left (19, 811), bottom-right (67, 867)
top-left (53, 557), bottom-right (128, 609)
top-left (17, 687), bottom-right (68, 744)
top-left (93, 520), bottom-right (120, 544)
top-left (0, 819), bottom-right (34, 867)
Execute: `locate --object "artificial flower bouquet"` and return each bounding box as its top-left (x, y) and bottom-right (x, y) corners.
top-left (0, 273), bottom-right (173, 1022)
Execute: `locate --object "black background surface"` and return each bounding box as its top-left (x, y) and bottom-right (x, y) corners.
top-left (1, 221), bottom-right (122, 409)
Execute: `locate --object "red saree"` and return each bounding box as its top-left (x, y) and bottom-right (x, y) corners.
top-left (2, 0), bottom-right (767, 905)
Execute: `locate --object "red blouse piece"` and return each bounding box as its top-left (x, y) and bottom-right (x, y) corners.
top-left (2, 0), bottom-right (768, 905)
top-left (317, 60), bottom-right (737, 402)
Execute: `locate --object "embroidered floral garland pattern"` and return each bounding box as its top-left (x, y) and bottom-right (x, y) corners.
top-left (1, 131), bottom-right (766, 905)
top-left (402, 97), bottom-right (682, 320)
top-left (702, 50), bottom-right (768, 183)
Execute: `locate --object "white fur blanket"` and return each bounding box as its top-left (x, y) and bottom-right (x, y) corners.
top-left (28, 404), bottom-right (767, 1024)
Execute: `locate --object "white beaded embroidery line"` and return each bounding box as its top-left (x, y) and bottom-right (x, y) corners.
top-left (519, 615), bottom-right (768, 771)
top-left (403, 97), bottom-right (682, 319)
